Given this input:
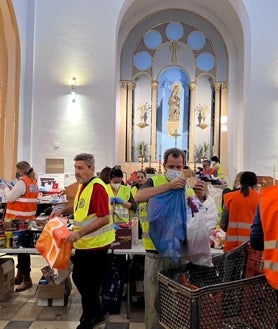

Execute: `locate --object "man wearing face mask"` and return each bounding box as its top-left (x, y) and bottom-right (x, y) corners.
top-left (50, 153), bottom-right (115, 329)
top-left (103, 168), bottom-right (137, 315)
top-left (4, 161), bottom-right (39, 292)
top-left (106, 167), bottom-right (137, 223)
top-left (135, 148), bottom-right (206, 329)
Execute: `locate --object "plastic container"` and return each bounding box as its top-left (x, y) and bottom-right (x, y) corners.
top-left (4, 230), bottom-right (13, 248)
top-left (12, 234), bottom-right (19, 248)
top-left (0, 237), bottom-right (5, 248)
top-left (131, 217), bottom-right (139, 245)
top-left (158, 242), bottom-right (277, 329)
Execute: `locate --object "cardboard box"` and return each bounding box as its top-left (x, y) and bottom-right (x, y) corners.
top-left (111, 228), bottom-right (132, 249)
top-left (37, 283), bottom-right (65, 306)
top-left (37, 298), bottom-right (65, 307)
top-left (45, 159), bottom-right (65, 174)
top-left (0, 258), bottom-right (15, 301)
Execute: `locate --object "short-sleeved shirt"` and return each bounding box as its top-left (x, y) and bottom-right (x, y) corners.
top-left (78, 179), bottom-right (109, 217)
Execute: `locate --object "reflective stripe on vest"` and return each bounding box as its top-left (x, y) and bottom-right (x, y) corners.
top-left (17, 197), bottom-right (38, 203)
top-left (5, 209), bottom-right (37, 217)
top-left (73, 178), bottom-right (115, 249)
top-left (228, 222), bottom-right (251, 229)
top-left (225, 235), bottom-right (249, 242)
top-left (225, 221), bottom-right (251, 242)
top-left (224, 189), bottom-right (259, 252)
top-left (106, 184), bottom-right (131, 223)
top-left (5, 176), bottom-right (39, 221)
top-left (264, 240), bottom-right (278, 249)
top-left (73, 216), bottom-right (114, 238)
top-left (256, 186), bottom-right (278, 289)
top-left (83, 224), bottom-right (114, 238)
top-left (264, 260), bottom-right (278, 272)
top-left (113, 207), bottom-right (129, 220)
top-left (73, 215), bottom-right (96, 227)
top-left (263, 239), bottom-right (278, 286)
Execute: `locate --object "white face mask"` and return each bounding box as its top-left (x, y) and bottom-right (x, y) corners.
top-left (165, 169), bottom-right (182, 181)
top-left (211, 161), bottom-right (216, 166)
top-left (111, 183), bottom-right (121, 191)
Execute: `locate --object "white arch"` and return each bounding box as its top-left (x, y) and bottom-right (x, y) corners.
top-left (121, 9), bottom-right (228, 81)
top-left (117, 0), bottom-right (248, 182)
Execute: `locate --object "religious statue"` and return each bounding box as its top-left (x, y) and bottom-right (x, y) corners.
top-left (137, 102), bottom-right (151, 128)
top-left (195, 103), bottom-right (209, 129)
top-left (166, 82), bottom-right (182, 137)
top-left (168, 82), bottom-right (181, 121)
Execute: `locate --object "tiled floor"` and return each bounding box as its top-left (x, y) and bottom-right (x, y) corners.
top-left (0, 255), bottom-right (145, 329)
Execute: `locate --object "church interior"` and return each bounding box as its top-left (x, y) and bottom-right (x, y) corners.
top-left (0, 0), bottom-right (278, 328)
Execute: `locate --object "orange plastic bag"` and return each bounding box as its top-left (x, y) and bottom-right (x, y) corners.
top-left (36, 217), bottom-right (73, 269)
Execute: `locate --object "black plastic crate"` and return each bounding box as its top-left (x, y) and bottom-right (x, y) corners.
top-left (158, 242), bottom-right (278, 329)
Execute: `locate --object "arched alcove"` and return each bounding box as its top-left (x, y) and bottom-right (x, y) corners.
top-left (119, 8), bottom-right (229, 172)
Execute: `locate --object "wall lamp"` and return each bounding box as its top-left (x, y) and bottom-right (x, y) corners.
top-left (221, 115), bottom-right (228, 132)
top-left (70, 77), bottom-right (76, 103)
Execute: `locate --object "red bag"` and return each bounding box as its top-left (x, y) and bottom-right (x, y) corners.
top-left (36, 217), bottom-right (72, 269)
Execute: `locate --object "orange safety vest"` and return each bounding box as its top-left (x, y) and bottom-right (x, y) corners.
top-left (224, 189), bottom-right (259, 252)
top-left (260, 186), bottom-right (278, 289)
top-left (5, 176), bottom-right (39, 221)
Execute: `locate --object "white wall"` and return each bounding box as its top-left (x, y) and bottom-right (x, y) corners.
top-left (11, 0), bottom-right (278, 181)
top-left (13, 0), bottom-right (125, 174)
top-left (241, 0), bottom-right (278, 177)
top-left (12, 0), bottom-right (35, 162)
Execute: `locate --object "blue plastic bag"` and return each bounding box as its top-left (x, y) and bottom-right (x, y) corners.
top-left (147, 189), bottom-right (187, 263)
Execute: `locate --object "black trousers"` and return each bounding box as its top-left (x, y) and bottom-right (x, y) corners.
top-left (72, 248), bottom-right (109, 325)
top-left (17, 253), bottom-right (31, 275)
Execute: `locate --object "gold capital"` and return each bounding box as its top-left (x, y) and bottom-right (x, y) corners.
top-left (189, 82), bottom-right (197, 90)
top-left (127, 82), bottom-right (135, 91)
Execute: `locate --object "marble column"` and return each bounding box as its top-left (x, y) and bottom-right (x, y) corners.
top-left (213, 82), bottom-right (221, 156)
top-left (126, 82), bottom-right (135, 162)
top-left (220, 82), bottom-right (228, 170)
top-left (119, 81), bottom-right (128, 162)
top-left (188, 82), bottom-right (196, 165)
top-left (150, 80), bottom-right (158, 162)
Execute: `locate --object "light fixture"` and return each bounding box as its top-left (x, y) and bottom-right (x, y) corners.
top-left (220, 116), bottom-right (228, 124)
top-left (70, 77), bottom-right (76, 103)
top-left (221, 115), bottom-right (228, 132)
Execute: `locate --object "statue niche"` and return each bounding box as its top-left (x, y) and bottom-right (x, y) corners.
top-left (166, 82), bottom-right (182, 136)
top-left (137, 102), bottom-right (151, 128)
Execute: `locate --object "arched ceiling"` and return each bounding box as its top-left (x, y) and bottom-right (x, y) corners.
top-left (118, 0), bottom-right (246, 59)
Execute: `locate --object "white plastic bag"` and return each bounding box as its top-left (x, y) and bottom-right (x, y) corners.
top-left (182, 206), bottom-right (213, 267)
top-left (207, 183), bottom-right (223, 211)
top-left (203, 195), bottom-right (218, 232)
